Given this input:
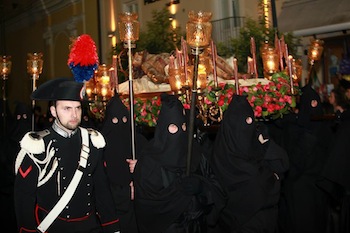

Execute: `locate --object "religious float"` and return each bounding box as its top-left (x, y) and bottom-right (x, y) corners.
top-left (83, 11), bottom-right (324, 130)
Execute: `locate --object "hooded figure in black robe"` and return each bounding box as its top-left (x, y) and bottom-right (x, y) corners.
top-left (133, 93), bottom-right (226, 233)
top-left (317, 100), bottom-right (350, 233)
top-left (0, 100), bottom-right (12, 140)
top-left (100, 94), bottom-right (148, 233)
top-left (209, 94), bottom-right (289, 232)
top-left (9, 102), bottom-right (32, 145)
top-left (278, 83), bottom-right (334, 233)
top-left (0, 101), bottom-right (17, 232)
top-left (81, 103), bottom-right (97, 129)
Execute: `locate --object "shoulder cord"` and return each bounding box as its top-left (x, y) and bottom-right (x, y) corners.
top-left (15, 140), bottom-right (58, 187)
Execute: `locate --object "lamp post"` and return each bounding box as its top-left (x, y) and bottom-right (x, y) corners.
top-left (185, 10), bottom-right (212, 175)
top-left (118, 12), bottom-right (139, 160)
top-left (1, 55), bottom-right (12, 136)
top-left (27, 52), bottom-right (43, 131)
top-left (307, 39), bottom-right (324, 84)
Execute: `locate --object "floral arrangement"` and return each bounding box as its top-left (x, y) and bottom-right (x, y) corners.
top-left (203, 72), bottom-right (300, 120)
top-left (119, 72), bottom-right (300, 127)
top-left (122, 96), bottom-right (161, 127)
top-left (88, 101), bottom-right (105, 120)
top-left (242, 72), bottom-right (299, 119)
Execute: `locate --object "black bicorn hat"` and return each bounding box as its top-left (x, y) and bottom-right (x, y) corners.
top-left (31, 78), bottom-right (85, 101)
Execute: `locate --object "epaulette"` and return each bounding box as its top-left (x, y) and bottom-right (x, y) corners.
top-left (87, 128), bottom-right (106, 149)
top-left (20, 130), bottom-right (50, 154)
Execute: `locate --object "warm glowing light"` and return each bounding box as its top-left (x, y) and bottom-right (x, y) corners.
top-left (118, 12), bottom-right (140, 42)
top-left (169, 4), bottom-right (177, 15)
top-left (263, 0), bottom-right (270, 29)
top-left (109, 1), bottom-right (117, 47)
top-left (101, 75), bottom-right (110, 84)
top-left (292, 58), bottom-right (302, 82)
top-left (27, 53), bottom-right (43, 77)
top-left (112, 36), bottom-right (117, 47)
top-left (85, 78), bottom-right (96, 100)
top-left (197, 64), bottom-right (207, 89)
top-left (110, 0), bottom-right (116, 32)
top-left (176, 80), bottom-right (181, 90)
top-left (101, 87), bottom-right (108, 97)
top-left (1, 56), bottom-right (12, 78)
top-left (266, 59), bottom-right (277, 71)
top-left (198, 64), bottom-right (206, 74)
top-left (307, 39), bottom-right (324, 63)
top-left (86, 87), bottom-right (93, 97)
top-left (186, 11), bottom-right (212, 48)
top-left (98, 64), bottom-right (111, 84)
top-left (247, 56), bottom-right (254, 75)
top-left (261, 45), bottom-right (278, 78)
top-left (171, 20), bottom-right (177, 29)
top-left (168, 67), bottom-right (185, 92)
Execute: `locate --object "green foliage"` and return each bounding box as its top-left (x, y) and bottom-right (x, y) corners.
top-left (136, 8), bottom-right (183, 53)
top-left (217, 18), bottom-right (300, 76)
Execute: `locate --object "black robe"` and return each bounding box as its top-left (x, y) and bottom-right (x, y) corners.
top-left (209, 95), bottom-right (289, 233)
top-left (101, 94), bottom-right (148, 233)
top-left (318, 109), bottom-right (350, 233)
top-left (279, 83), bottom-right (334, 233)
top-left (133, 94), bottom-right (226, 233)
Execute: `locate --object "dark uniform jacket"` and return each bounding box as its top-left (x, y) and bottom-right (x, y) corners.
top-left (14, 122), bottom-right (120, 233)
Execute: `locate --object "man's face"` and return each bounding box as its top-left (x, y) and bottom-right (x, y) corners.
top-left (50, 100), bottom-right (82, 132)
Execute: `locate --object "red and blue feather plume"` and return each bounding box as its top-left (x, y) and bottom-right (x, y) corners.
top-left (68, 34), bottom-right (99, 83)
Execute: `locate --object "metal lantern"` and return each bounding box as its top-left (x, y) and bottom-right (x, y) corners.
top-left (27, 52), bottom-right (43, 78)
top-left (118, 12), bottom-right (140, 43)
top-left (261, 45), bottom-right (279, 79)
top-left (27, 52), bottom-right (43, 131)
top-left (308, 39), bottom-right (324, 64)
top-left (96, 64), bottom-right (114, 101)
top-left (168, 67), bottom-right (185, 93)
top-left (186, 11), bottom-right (212, 49)
top-left (85, 77), bottom-right (96, 101)
top-left (1, 55), bottom-right (12, 79)
top-left (292, 58), bottom-right (303, 83)
top-left (307, 39), bottom-right (324, 83)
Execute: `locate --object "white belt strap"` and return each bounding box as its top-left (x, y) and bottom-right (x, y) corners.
top-left (37, 128), bottom-right (90, 233)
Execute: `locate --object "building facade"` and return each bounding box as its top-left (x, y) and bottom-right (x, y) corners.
top-left (1, 0), bottom-right (350, 111)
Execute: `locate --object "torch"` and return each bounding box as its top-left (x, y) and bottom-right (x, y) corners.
top-left (307, 39), bottom-right (324, 84)
top-left (118, 12), bottom-right (140, 160)
top-left (27, 52), bottom-right (43, 131)
top-left (185, 10), bottom-right (212, 175)
top-left (1, 55), bottom-right (11, 136)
